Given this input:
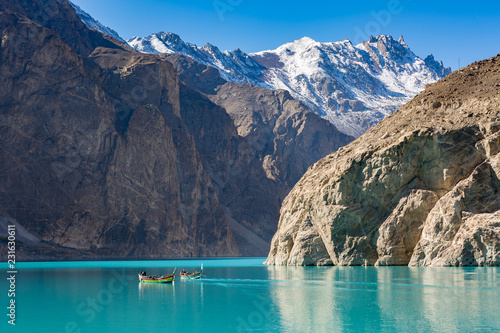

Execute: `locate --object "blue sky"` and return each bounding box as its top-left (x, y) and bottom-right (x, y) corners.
top-left (72, 0), bottom-right (500, 70)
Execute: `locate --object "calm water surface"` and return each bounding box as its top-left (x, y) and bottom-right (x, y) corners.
top-left (1, 258), bottom-right (499, 332)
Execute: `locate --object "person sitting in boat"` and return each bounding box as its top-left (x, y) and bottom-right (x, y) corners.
top-left (140, 270), bottom-right (146, 276)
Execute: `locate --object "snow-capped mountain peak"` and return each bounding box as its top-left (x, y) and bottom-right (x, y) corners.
top-left (424, 54), bottom-right (451, 77)
top-left (293, 36), bottom-right (318, 45)
top-left (71, 4), bottom-right (451, 137)
top-left (398, 35), bottom-right (407, 46)
top-left (202, 43), bottom-right (223, 56)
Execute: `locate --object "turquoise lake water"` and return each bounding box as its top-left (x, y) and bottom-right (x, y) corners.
top-left (1, 258), bottom-right (499, 332)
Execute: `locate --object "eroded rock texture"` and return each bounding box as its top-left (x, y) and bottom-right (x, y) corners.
top-left (0, 0), bottom-right (239, 258)
top-left (266, 56), bottom-right (500, 266)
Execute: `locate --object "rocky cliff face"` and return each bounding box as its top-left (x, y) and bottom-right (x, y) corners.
top-left (0, 0), bottom-right (240, 258)
top-left (265, 56), bottom-right (500, 266)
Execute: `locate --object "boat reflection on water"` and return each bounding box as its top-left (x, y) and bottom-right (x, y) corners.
top-left (138, 280), bottom-right (175, 301)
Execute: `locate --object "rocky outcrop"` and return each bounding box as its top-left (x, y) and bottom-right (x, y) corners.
top-left (266, 56), bottom-right (500, 266)
top-left (176, 83), bottom-right (281, 256)
top-left (210, 83), bottom-right (353, 190)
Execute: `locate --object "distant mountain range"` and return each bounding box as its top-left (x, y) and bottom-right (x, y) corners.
top-left (70, 2), bottom-right (451, 137)
top-left (129, 34), bottom-right (451, 137)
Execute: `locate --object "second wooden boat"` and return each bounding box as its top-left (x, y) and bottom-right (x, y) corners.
top-left (180, 264), bottom-right (203, 280)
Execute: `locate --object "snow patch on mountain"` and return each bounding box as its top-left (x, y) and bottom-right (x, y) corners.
top-left (70, 2), bottom-right (125, 43)
top-left (128, 32), bottom-right (271, 88)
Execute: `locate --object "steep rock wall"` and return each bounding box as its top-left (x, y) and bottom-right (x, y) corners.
top-left (266, 56), bottom-right (500, 266)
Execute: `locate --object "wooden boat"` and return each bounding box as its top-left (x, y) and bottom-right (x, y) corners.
top-left (138, 268), bottom-right (176, 284)
top-left (180, 264), bottom-right (203, 280)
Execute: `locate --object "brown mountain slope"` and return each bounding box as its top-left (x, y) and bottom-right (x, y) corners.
top-left (0, 0), bottom-right (125, 56)
top-left (265, 55), bottom-right (500, 266)
top-left (0, 3), bottom-right (240, 258)
top-left (166, 54), bottom-right (353, 195)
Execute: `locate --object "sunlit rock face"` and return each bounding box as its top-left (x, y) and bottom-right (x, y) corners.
top-left (266, 56), bottom-right (500, 266)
